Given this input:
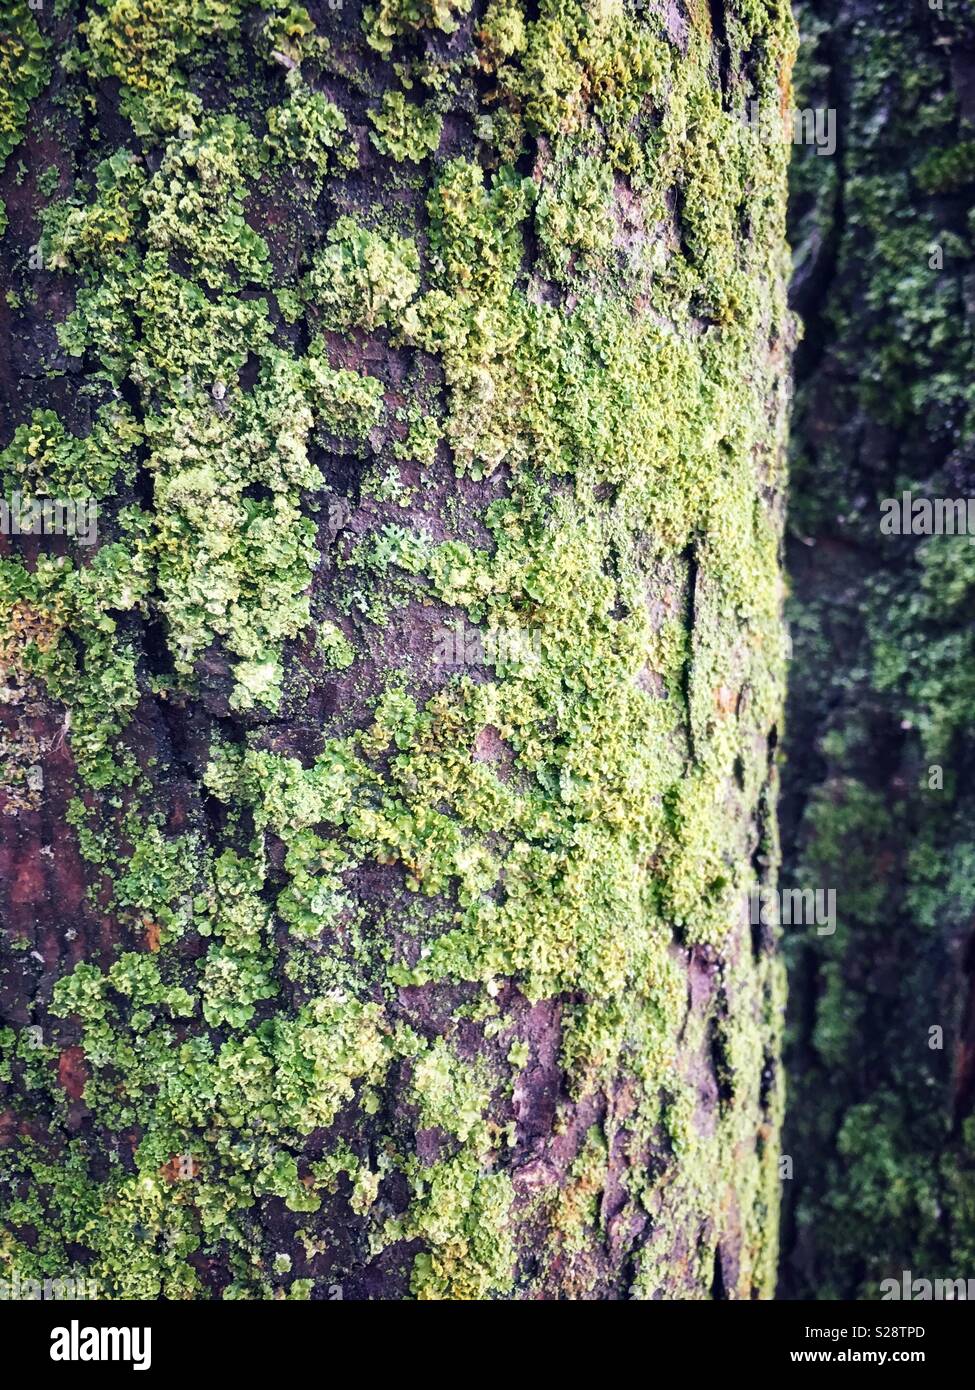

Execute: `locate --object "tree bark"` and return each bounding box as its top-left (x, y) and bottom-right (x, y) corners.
top-left (1, 0), bottom-right (794, 1299)
top-left (781, 0), bottom-right (975, 1300)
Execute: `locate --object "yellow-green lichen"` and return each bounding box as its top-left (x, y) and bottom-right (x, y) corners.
top-left (369, 90), bottom-right (443, 163)
top-left (364, 0), bottom-right (474, 59)
top-left (0, 0), bottom-right (50, 168)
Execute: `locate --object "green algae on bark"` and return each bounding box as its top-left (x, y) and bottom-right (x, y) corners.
top-left (1, 0), bottom-right (793, 1299)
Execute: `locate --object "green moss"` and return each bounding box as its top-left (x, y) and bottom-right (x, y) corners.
top-left (0, 541), bottom-right (150, 788)
top-left (410, 1038), bottom-right (491, 1142)
top-left (782, 0), bottom-right (975, 1299)
top-left (426, 158), bottom-right (535, 299)
top-left (37, 114), bottom-right (355, 715)
top-left (80, 0), bottom-right (326, 135)
top-left (915, 141), bottom-right (975, 195)
top-left (37, 163), bottom-right (60, 197)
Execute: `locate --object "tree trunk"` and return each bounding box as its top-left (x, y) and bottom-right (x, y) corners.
top-left (781, 0), bottom-right (975, 1300)
top-left (0, 0), bottom-right (794, 1299)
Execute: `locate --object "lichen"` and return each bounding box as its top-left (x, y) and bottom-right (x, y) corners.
top-left (0, 0), bottom-right (50, 169)
top-left (369, 90), bottom-right (443, 163)
top-left (364, 0), bottom-right (474, 58)
top-left (264, 72), bottom-right (355, 187)
top-left (303, 215), bottom-right (421, 332)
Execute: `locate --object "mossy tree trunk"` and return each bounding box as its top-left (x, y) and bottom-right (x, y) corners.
top-left (1, 0), bottom-right (794, 1299)
top-left (781, 0), bottom-right (975, 1300)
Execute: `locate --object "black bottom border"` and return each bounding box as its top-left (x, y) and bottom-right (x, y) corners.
top-left (1, 1297), bottom-right (964, 1375)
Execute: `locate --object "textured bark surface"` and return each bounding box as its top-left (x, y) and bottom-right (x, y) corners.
top-left (781, 0), bottom-right (975, 1301)
top-left (0, 0), bottom-right (794, 1298)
